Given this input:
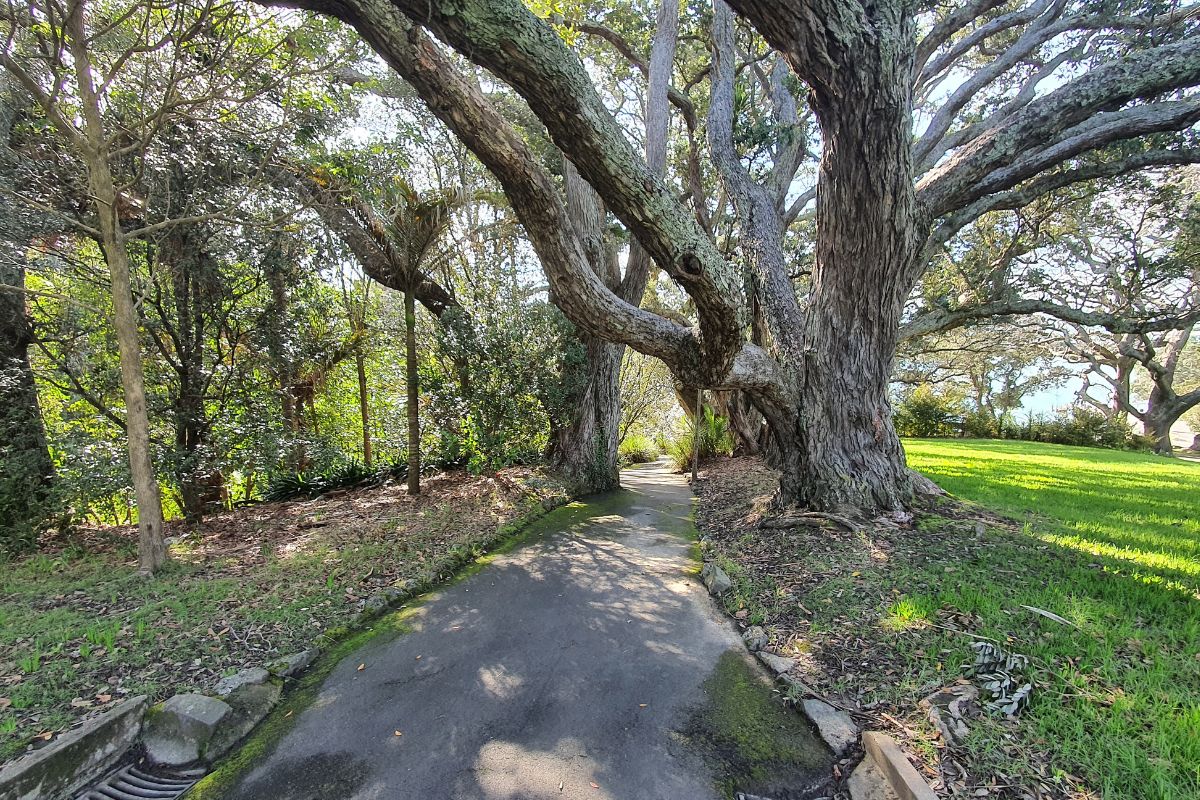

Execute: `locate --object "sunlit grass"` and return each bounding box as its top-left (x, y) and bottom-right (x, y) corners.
top-left (903, 439), bottom-right (1200, 799)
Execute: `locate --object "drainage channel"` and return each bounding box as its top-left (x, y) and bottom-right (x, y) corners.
top-left (75, 762), bottom-right (206, 800)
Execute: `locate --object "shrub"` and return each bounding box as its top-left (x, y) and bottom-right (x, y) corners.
top-left (667, 408), bottom-right (734, 472)
top-left (962, 409), bottom-right (999, 439)
top-left (618, 434), bottom-right (659, 466)
top-left (895, 385), bottom-right (965, 437)
top-left (264, 459), bottom-right (376, 502)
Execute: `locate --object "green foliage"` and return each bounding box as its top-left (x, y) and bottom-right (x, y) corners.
top-left (895, 384), bottom-right (965, 437)
top-left (618, 434), bottom-right (658, 466)
top-left (1019, 408), bottom-right (1141, 450)
top-left (667, 408), bottom-right (734, 472)
top-left (263, 459), bottom-right (379, 502)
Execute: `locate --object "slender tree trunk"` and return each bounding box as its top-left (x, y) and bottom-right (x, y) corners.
top-left (68, 1), bottom-right (166, 572)
top-left (164, 231), bottom-right (214, 524)
top-left (356, 349), bottom-right (373, 468)
top-left (405, 287), bottom-right (420, 495)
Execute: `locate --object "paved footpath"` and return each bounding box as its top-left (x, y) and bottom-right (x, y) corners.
top-left (212, 460), bottom-right (827, 800)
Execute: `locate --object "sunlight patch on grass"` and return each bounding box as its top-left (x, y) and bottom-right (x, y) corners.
top-left (882, 595), bottom-right (936, 631)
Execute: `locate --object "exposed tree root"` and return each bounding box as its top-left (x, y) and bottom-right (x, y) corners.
top-left (759, 511), bottom-right (859, 533)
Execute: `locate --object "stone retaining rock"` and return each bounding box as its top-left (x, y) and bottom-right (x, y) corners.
top-left (741, 625), bottom-right (768, 652)
top-left (700, 562), bottom-right (732, 595)
top-left (801, 699), bottom-right (858, 757)
top-left (756, 651), bottom-right (796, 675)
top-left (205, 681), bottom-right (282, 762)
top-left (214, 667), bottom-right (269, 698)
top-left (143, 693), bottom-right (232, 767)
top-left (268, 648), bottom-right (319, 679)
top-left (0, 695), bottom-right (147, 800)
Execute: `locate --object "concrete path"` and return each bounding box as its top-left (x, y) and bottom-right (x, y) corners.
top-left (209, 460), bottom-right (828, 800)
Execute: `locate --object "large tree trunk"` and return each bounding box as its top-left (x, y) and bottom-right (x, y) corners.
top-left (780, 10), bottom-right (921, 512)
top-left (1144, 411), bottom-right (1178, 455)
top-left (552, 162), bottom-right (625, 494)
top-left (2, 76), bottom-right (56, 549)
top-left (550, 0), bottom-right (676, 495)
top-left (552, 338), bottom-right (624, 494)
top-left (1143, 384), bottom-right (1186, 455)
top-left (69, 2), bottom-right (166, 572)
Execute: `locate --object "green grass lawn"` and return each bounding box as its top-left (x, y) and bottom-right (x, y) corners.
top-left (905, 439), bottom-right (1200, 798)
top-left (697, 441), bottom-right (1200, 799)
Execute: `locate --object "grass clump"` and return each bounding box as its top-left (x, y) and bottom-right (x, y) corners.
top-left (618, 434), bottom-right (659, 466)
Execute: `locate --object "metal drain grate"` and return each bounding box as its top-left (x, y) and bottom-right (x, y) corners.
top-left (76, 763), bottom-right (206, 800)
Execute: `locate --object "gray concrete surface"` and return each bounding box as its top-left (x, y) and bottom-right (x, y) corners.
top-left (211, 460), bottom-right (827, 799)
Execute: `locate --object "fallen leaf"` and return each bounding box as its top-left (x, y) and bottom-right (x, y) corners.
top-left (357, 663), bottom-right (366, 671)
top-left (590, 782), bottom-right (599, 789)
top-left (0, 697), bottom-right (11, 709)
top-left (638, 704), bottom-right (647, 708)
top-left (36, 731), bottom-right (53, 741)
top-left (285, 710), bottom-right (293, 717)
top-left (394, 730), bottom-right (403, 736)
top-left (97, 693), bottom-right (112, 703)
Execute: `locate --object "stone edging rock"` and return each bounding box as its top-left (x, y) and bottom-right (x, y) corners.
top-left (1, 492), bottom-right (570, 800)
top-left (0, 695), bottom-right (147, 800)
top-left (698, 558), bottom-right (940, 800)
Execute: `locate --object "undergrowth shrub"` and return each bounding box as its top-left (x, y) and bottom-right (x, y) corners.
top-left (618, 434), bottom-right (658, 466)
top-left (667, 408), bottom-right (734, 472)
top-left (895, 385), bottom-right (965, 437)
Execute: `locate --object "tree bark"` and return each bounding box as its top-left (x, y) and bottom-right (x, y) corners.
top-left (67, 0), bottom-right (166, 572)
top-left (0, 258), bottom-right (56, 548)
top-left (1144, 409), bottom-right (1179, 456)
top-left (548, 2), bottom-right (676, 495)
top-left (551, 161), bottom-right (624, 494)
top-left (405, 286), bottom-right (420, 495)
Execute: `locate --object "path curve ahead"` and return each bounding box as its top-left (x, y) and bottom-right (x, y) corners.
top-left (209, 460), bottom-right (829, 799)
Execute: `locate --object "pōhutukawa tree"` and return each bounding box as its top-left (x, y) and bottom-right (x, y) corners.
top-left (1053, 176), bottom-right (1200, 454)
top-left (264, 0), bottom-right (1200, 514)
